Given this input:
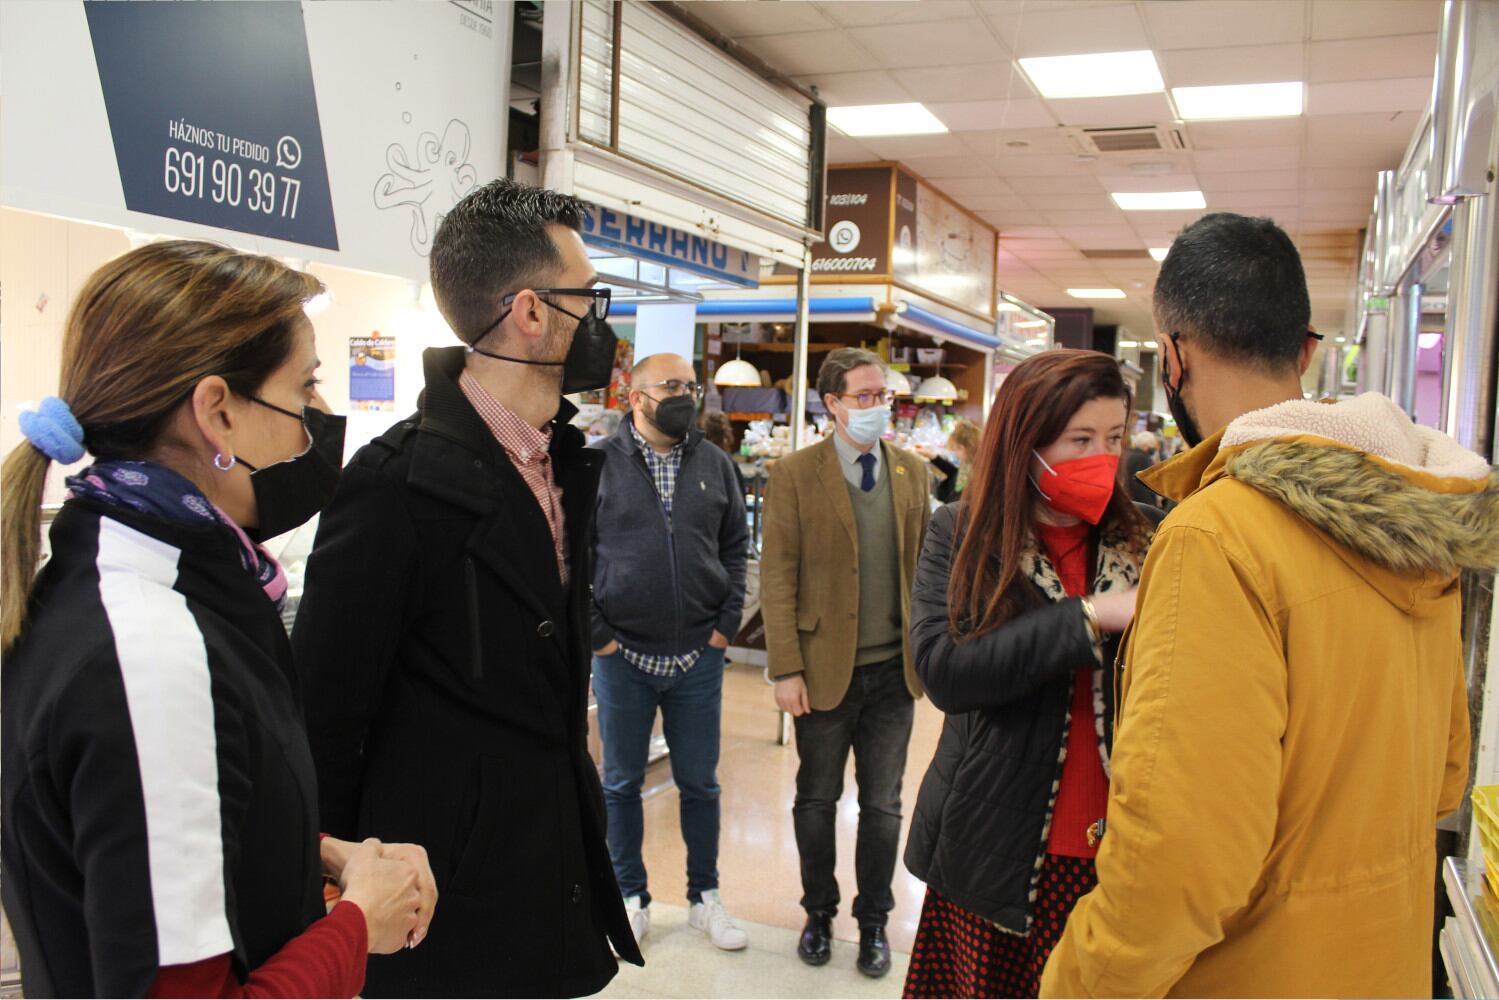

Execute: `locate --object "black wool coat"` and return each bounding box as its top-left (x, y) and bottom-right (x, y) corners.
top-left (292, 347), bottom-right (641, 998)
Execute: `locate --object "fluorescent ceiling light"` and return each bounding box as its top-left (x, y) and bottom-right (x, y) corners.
top-left (1172, 82), bottom-right (1304, 121)
top-left (1148, 247), bottom-right (1170, 262)
top-left (827, 103), bottom-right (948, 137)
top-left (1018, 50), bottom-right (1164, 99)
top-left (1111, 191), bottom-right (1207, 211)
top-left (1067, 288), bottom-right (1127, 299)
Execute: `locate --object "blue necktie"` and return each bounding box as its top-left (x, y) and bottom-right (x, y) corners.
top-left (858, 452), bottom-right (877, 492)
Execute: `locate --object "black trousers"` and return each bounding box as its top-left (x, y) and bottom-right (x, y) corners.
top-left (791, 655), bottom-right (915, 928)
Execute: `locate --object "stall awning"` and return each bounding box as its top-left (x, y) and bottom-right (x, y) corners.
top-left (894, 301), bottom-right (1000, 351)
top-left (610, 296), bottom-right (878, 324)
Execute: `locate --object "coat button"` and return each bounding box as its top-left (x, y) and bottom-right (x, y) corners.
top-left (537, 620), bottom-right (556, 638)
top-left (472, 459), bottom-right (484, 470)
top-left (571, 883), bottom-right (582, 903)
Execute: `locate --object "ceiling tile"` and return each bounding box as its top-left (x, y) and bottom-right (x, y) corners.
top-left (1191, 145), bottom-right (1303, 172)
top-left (1303, 166), bottom-right (1384, 188)
top-left (792, 70), bottom-right (912, 106)
top-left (1303, 203), bottom-right (1372, 222)
top-left (1198, 170), bottom-right (1302, 192)
top-left (1025, 193), bottom-right (1119, 211)
top-left (1308, 34), bottom-right (1438, 82)
top-left (859, 132), bottom-right (975, 159)
top-left (685, 1), bottom-right (835, 37)
top-left (983, 210), bottom-right (1051, 227)
top-left (817, 0), bottom-right (978, 27)
top-left (1157, 43), bottom-right (1304, 88)
top-left (962, 128), bottom-right (1078, 159)
top-left (951, 194), bottom-right (1032, 211)
top-left (1142, 0), bottom-right (1307, 50)
top-left (736, 31), bottom-right (873, 75)
top-left (1311, 0), bottom-right (1442, 40)
top-left (845, 18), bottom-right (1011, 69)
top-left (1304, 138), bottom-right (1409, 167)
top-left (977, 0), bottom-right (1124, 13)
top-left (924, 175), bottom-right (1018, 196)
top-left (892, 63), bottom-right (1036, 103)
top-left (998, 226), bottom-right (1062, 238)
top-left (1307, 77), bottom-right (1432, 115)
top-left (1056, 225), bottom-right (1148, 248)
top-left (898, 156), bottom-right (999, 179)
top-left (1306, 110), bottom-right (1422, 146)
top-left (1096, 172), bottom-right (1203, 194)
top-left (927, 99), bottom-right (1056, 131)
top-left (1047, 92), bottom-right (1177, 128)
top-left (1186, 117), bottom-right (1306, 150)
top-left (1123, 208), bottom-right (1214, 230)
top-left (1207, 190), bottom-right (1302, 209)
top-left (1044, 208), bottom-right (1131, 226)
top-left (994, 153), bottom-right (1097, 177)
top-left (825, 133), bottom-right (880, 163)
top-left (992, 3), bottom-right (1151, 57)
top-left (1008, 174), bottom-right (1108, 194)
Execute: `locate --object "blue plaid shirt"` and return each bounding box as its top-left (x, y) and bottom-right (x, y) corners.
top-left (620, 422), bottom-right (703, 677)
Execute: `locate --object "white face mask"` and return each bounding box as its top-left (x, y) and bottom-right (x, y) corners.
top-left (842, 404), bottom-right (891, 446)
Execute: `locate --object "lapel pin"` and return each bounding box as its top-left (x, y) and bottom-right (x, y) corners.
top-left (700, 481), bottom-right (706, 490)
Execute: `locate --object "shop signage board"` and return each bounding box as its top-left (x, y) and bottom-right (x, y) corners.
top-left (806, 166), bottom-right (895, 277)
top-left (348, 335), bottom-right (397, 412)
top-left (1, 1), bottom-right (510, 282)
top-left (580, 207), bottom-right (760, 287)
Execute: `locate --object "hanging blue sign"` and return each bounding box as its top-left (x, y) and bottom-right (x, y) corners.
top-left (580, 208), bottom-right (759, 288)
top-left (85, 2), bottom-right (339, 250)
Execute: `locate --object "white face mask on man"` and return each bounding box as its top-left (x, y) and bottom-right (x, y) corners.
top-left (842, 404), bottom-right (891, 446)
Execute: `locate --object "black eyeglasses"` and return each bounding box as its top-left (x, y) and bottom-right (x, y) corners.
top-left (501, 287), bottom-right (611, 321)
top-left (839, 389), bottom-right (895, 408)
top-left (639, 379), bottom-right (703, 400)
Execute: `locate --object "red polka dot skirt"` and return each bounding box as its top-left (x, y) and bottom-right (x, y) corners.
top-left (903, 854), bottom-right (1097, 999)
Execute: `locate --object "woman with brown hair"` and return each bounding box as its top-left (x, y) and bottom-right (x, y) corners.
top-left (0, 241), bottom-right (435, 997)
top-left (901, 350), bottom-right (1160, 998)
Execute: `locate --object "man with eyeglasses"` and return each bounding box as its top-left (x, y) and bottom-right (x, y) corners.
top-left (761, 347), bottom-right (930, 977)
top-left (588, 350), bottom-right (750, 954)
top-left (293, 179), bottom-right (641, 997)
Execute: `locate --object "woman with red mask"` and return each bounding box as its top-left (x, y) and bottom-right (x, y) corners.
top-left (902, 350), bottom-right (1160, 998)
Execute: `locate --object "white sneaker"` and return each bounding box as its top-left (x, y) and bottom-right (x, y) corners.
top-left (688, 889), bottom-right (749, 951)
top-left (624, 895), bottom-right (650, 945)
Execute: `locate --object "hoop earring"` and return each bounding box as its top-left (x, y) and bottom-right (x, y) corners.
top-left (213, 452), bottom-right (236, 472)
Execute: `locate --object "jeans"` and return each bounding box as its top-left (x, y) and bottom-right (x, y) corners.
top-left (792, 654), bottom-right (915, 928)
top-left (592, 645), bottom-right (725, 907)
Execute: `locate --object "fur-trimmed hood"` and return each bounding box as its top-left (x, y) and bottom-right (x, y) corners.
top-left (1142, 393), bottom-right (1499, 584)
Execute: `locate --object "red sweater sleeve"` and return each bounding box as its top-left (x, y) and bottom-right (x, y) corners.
top-left (147, 900), bottom-right (367, 999)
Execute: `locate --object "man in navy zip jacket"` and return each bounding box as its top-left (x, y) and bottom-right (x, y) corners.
top-left (589, 351), bottom-right (750, 953)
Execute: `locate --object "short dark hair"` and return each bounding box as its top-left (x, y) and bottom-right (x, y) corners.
top-left (1154, 212), bottom-right (1311, 371)
top-left (429, 178), bottom-right (590, 343)
top-left (816, 347), bottom-right (886, 401)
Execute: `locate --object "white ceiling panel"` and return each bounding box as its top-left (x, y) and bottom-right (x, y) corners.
top-left (1303, 202), bottom-right (1375, 222)
top-left (927, 98), bottom-right (1056, 131)
top-left (825, 133), bottom-right (879, 162)
top-left (736, 31), bottom-right (874, 75)
top-left (891, 63), bottom-right (1036, 102)
top-left (1097, 173), bottom-right (1204, 193)
top-left (793, 70), bottom-right (912, 106)
top-left (1197, 170), bottom-right (1302, 192)
top-left (1306, 110), bottom-right (1424, 145)
top-left (1304, 138), bottom-right (1409, 167)
top-left (1008, 174), bottom-right (1109, 194)
top-left (1143, 0), bottom-right (1307, 50)
top-left (686, 1), bottom-right (835, 37)
top-left (1056, 225), bottom-right (1149, 248)
top-left (817, 0), bottom-right (979, 28)
top-left (1044, 208), bottom-right (1132, 226)
top-left (1157, 42), bottom-right (1304, 88)
top-left (1026, 193), bottom-right (1120, 211)
top-left (859, 132), bottom-right (975, 159)
top-left (999, 225), bottom-right (1062, 238)
top-left (1047, 92), bottom-right (1177, 127)
top-left (845, 18), bottom-right (1011, 69)
top-left (925, 175), bottom-right (1019, 196)
top-left (994, 152), bottom-right (1098, 176)
top-left (1310, 0), bottom-right (1442, 41)
top-left (1307, 77), bottom-right (1432, 115)
top-left (1186, 117), bottom-right (1306, 149)
top-left (951, 194), bottom-right (1032, 211)
top-left (1123, 208), bottom-right (1213, 230)
top-left (1307, 34), bottom-right (1438, 82)
top-left (1191, 145), bottom-right (1303, 172)
top-left (983, 210), bottom-right (1051, 227)
top-left (990, 3), bottom-right (1151, 58)
top-left (977, 0), bottom-right (1128, 15)
top-left (1302, 166), bottom-right (1386, 188)
top-left (1207, 190), bottom-right (1302, 209)
top-left (897, 156), bottom-right (999, 179)
top-left (962, 128), bottom-right (1079, 158)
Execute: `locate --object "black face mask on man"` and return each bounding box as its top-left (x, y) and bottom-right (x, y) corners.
top-left (468, 292), bottom-right (618, 394)
top-left (238, 401), bottom-right (347, 541)
top-left (1160, 332), bottom-right (1204, 449)
top-left (645, 394), bottom-right (697, 442)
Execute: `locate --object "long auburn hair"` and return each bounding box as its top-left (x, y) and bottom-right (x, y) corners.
top-left (948, 350), bottom-right (1149, 639)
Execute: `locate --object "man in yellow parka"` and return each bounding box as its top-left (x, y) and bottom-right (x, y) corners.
top-left (1041, 212), bottom-right (1498, 998)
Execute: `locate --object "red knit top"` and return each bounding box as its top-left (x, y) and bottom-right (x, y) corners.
top-left (1037, 521), bottom-right (1110, 859)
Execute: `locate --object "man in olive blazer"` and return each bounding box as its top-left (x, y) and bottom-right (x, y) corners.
top-left (760, 347), bottom-right (929, 978)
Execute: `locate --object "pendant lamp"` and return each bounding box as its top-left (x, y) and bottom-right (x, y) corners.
top-left (886, 368), bottom-right (913, 397)
top-left (713, 338), bottom-right (762, 387)
top-left (914, 374), bottom-right (958, 402)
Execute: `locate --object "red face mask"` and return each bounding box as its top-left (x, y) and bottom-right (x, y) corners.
top-left (1032, 451), bottom-right (1120, 525)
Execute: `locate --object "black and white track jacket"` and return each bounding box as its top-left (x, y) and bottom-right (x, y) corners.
top-left (2, 500), bottom-right (325, 997)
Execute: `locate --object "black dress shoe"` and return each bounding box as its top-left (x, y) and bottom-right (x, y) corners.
top-left (797, 912), bottom-right (833, 966)
top-left (857, 925), bottom-right (891, 978)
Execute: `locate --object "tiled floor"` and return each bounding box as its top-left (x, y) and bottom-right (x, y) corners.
top-left (596, 654), bottom-right (945, 997)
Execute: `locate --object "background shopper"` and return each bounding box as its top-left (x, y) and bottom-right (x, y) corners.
top-left (590, 352), bottom-right (750, 952)
top-left (761, 347), bottom-right (931, 978)
top-left (1042, 213), bottom-right (1490, 998)
top-left (902, 350), bottom-right (1156, 999)
top-left (293, 180), bottom-right (641, 998)
top-left (0, 241), bottom-right (434, 998)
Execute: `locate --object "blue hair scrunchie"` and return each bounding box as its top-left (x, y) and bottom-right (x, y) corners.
top-left (18, 396), bottom-right (86, 464)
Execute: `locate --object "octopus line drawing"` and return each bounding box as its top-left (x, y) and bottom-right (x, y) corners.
top-left (373, 118), bottom-right (479, 257)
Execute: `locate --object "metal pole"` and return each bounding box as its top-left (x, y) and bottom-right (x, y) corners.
top-left (789, 244), bottom-right (813, 451)
top-left (539, 1), bottom-right (577, 193)
top-left (1442, 155), bottom-right (1498, 455)
top-left (1401, 282), bottom-right (1424, 417)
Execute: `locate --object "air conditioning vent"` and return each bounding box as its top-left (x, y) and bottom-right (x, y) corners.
top-left (1080, 249), bottom-right (1153, 260)
top-left (1065, 125), bottom-right (1190, 155)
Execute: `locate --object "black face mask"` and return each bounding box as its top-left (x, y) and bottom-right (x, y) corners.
top-left (644, 394), bottom-right (697, 442)
top-left (468, 303), bottom-right (619, 394)
top-left (1161, 332), bottom-right (1204, 449)
top-left (239, 401), bottom-right (346, 541)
